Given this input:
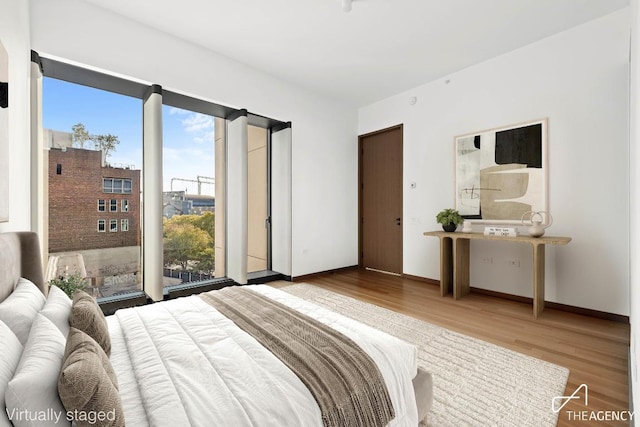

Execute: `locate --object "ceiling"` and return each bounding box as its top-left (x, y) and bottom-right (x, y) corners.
top-left (80, 0), bottom-right (629, 107)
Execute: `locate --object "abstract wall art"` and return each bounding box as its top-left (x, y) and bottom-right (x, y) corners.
top-left (454, 118), bottom-right (548, 224)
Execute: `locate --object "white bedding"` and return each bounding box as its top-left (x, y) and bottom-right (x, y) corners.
top-left (107, 285), bottom-right (419, 427)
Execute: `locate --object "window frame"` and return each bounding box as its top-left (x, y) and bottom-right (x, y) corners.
top-left (97, 219), bottom-right (106, 232)
top-left (102, 178), bottom-right (113, 193)
top-left (38, 54), bottom-right (290, 305)
top-left (113, 179), bottom-right (123, 194)
top-left (103, 178), bottom-right (133, 194)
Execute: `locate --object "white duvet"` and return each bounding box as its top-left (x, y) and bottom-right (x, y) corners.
top-left (107, 285), bottom-right (418, 427)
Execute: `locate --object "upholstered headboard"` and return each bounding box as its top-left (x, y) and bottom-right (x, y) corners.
top-left (0, 232), bottom-right (46, 302)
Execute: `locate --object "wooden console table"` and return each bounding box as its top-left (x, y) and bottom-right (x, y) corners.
top-left (423, 231), bottom-right (571, 319)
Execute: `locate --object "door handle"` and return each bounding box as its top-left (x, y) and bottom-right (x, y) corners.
top-left (395, 217), bottom-right (401, 226)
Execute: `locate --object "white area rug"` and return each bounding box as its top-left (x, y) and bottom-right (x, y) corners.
top-left (282, 283), bottom-right (570, 427)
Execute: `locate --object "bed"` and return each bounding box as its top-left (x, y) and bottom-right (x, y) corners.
top-left (0, 232), bottom-right (432, 427)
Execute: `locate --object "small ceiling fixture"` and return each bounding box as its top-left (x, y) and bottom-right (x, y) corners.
top-left (342, 0), bottom-right (352, 12)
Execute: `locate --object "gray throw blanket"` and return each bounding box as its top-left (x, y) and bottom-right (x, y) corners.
top-left (200, 286), bottom-right (395, 427)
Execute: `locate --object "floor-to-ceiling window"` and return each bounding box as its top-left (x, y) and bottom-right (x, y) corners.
top-left (36, 54), bottom-right (291, 303)
top-left (43, 77), bottom-right (143, 298)
top-left (161, 104), bottom-right (216, 288)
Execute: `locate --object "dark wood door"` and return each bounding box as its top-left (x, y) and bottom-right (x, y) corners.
top-left (359, 125), bottom-right (403, 274)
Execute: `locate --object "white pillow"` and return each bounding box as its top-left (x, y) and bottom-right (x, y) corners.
top-left (0, 321), bottom-right (22, 427)
top-left (5, 314), bottom-right (71, 427)
top-left (0, 278), bottom-right (46, 345)
top-left (39, 285), bottom-right (72, 338)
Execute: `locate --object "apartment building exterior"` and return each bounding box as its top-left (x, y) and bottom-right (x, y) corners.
top-left (48, 146), bottom-right (140, 252)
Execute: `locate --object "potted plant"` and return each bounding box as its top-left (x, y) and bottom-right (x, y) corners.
top-left (436, 208), bottom-right (463, 232)
top-left (49, 272), bottom-right (89, 298)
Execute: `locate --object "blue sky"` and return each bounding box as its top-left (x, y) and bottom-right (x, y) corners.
top-left (43, 77), bottom-right (215, 196)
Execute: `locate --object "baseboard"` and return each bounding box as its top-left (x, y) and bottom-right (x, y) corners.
top-left (545, 301), bottom-right (629, 323)
top-left (401, 273), bottom-right (440, 287)
top-left (292, 265), bottom-right (359, 282)
top-left (470, 287), bottom-right (532, 304)
top-left (470, 287), bottom-right (629, 323)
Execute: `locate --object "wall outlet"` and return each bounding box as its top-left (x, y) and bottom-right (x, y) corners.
top-left (480, 257), bottom-right (493, 264)
top-left (508, 259), bottom-right (520, 267)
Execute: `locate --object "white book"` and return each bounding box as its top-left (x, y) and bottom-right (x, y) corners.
top-left (484, 226), bottom-right (519, 237)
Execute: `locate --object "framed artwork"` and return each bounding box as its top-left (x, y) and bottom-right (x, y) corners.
top-left (454, 118), bottom-right (548, 224)
top-left (0, 39), bottom-right (8, 223)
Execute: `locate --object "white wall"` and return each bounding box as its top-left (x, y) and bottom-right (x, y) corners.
top-left (359, 9), bottom-right (630, 315)
top-left (0, 0), bottom-right (32, 232)
top-left (29, 0), bottom-right (359, 277)
top-left (629, 0), bottom-right (639, 416)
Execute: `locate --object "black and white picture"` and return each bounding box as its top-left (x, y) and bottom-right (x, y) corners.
top-left (455, 119), bottom-right (547, 223)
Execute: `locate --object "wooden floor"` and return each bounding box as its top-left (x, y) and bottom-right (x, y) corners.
top-left (273, 268), bottom-right (631, 427)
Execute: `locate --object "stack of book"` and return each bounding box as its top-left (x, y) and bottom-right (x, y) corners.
top-left (483, 226), bottom-right (519, 237)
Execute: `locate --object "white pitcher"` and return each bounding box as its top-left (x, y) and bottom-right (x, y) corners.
top-left (521, 211), bottom-right (553, 238)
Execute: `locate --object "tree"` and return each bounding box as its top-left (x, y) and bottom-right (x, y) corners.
top-left (71, 123), bottom-right (91, 149)
top-left (193, 211), bottom-right (215, 241)
top-left (163, 214), bottom-right (215, 273)
top-left (70, 123), bottom-right (120, 161)
top-left (195, 247), bottom-right (215, 274)
top-left (92, 133), bottom-right (120, 160)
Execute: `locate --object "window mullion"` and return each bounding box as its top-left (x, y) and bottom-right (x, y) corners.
top-left (142, 85), bottom-right (164, 302)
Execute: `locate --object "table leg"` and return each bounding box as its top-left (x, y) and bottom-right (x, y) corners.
top-left (532, 243), bottom-right (545, 319)
top-left (440, 237), bottom-right (453, 297)
top-left (454, 238), bottom-right (470, 299)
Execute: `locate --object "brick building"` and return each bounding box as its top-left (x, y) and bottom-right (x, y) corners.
top-left (48, 147), bottom-right (141, 253)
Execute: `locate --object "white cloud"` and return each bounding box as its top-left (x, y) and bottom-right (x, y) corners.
top-left (163, 146), bottom-right (213, 162)
top-left (162, 108), bottom-right (217, 194)
top-left (194, 131), bottom-right (215, 143)
top-left (184, 114), bottom-right (213, 132)
top-left (175, 112), bottom-right (215, 144)
top-left (169, 107), bottom-right (190, 116)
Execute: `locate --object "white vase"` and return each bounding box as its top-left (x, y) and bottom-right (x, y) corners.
top-left (521, 211), bottom-right (553, 238)
top-left (461, 220), bottom-right (472, 233)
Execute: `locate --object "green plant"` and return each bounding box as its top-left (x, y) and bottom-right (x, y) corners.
top-left (49, 272), bottom-right (89, 298)
top-left (436, 208), bottom-right (464, 226)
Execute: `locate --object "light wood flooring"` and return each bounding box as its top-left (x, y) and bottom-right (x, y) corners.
top-left (271, 268), bottom-right (631, 427)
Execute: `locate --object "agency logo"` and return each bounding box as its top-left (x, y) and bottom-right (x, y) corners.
top-left (552, 384), bottom-right (634, 422)
top-left (552, 383), bottom-right (587, 413)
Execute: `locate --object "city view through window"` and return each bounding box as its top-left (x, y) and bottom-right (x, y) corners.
top-left (161, 105), bottom-right (216, 288)
top-left (43, 77), bottom-right (216, 298)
